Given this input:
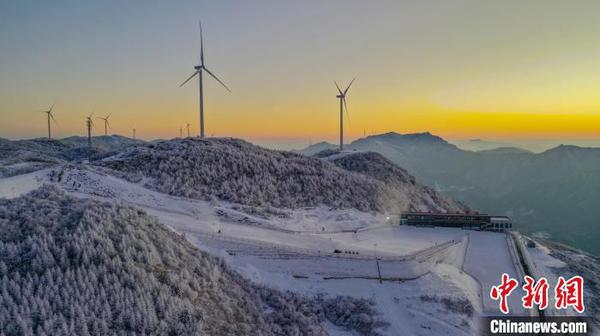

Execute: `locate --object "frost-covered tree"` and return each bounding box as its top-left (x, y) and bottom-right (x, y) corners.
top-left (97, 138), bottom-right (465, 214)
top-left (0, 186), bottom-right (387, 335)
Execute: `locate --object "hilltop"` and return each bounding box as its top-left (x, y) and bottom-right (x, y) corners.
top-left (0, 135), bottom-right (143, 177)
top-left (60, 135), bottom-right (144, 152)
top-left (96, 137), bottom-right (466, 214)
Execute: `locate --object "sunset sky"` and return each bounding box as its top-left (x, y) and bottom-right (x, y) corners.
top-left (2, 0), bottom-right (600, 148)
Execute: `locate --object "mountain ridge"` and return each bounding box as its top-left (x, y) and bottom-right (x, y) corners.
top-left (96, 137), bottom-right (467, 214)
top-left (300, 132), bottom-right (600, 255)
top-left (0, 135), bottom-right (144, 177)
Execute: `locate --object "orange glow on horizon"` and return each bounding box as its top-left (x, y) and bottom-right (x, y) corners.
top-left (2, 1), bottom-right (600, 145)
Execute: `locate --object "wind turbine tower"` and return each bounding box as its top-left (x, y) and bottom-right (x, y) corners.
top-left (186, 123), bottom-right (191, 137)
top-left (133, 128), bottom-right (136, 139)
top-left (41, 103), bottom-right (57, 139)
top-left (335, 78), bottom-right (355, 150)
top-left (86, 114), bottom-right (94, 148)
top-left (97, 113), bottom-right (111, 136)
top-left (180, 21), bottom-right (231, 138)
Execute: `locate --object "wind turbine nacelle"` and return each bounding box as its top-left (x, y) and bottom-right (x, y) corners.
top-left (336, 95), bottom-right (344, 98)
top-left (194, 65), bottom-right (203, 70)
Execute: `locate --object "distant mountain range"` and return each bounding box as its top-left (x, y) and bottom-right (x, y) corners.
top-left (451, 139), bottom-right (521, 152)
top-left (452, 138), bottom-right (600, 153)
top-left (300, 132), bottom-right (600, 256)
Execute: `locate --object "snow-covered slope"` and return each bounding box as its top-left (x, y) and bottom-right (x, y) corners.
top-left (2, 162), bottom-right (597, 334)
top-left (0, 186), bottom-right (387, 336)
top-left (96, 137), bottom-right (465, 214)
top-left (327, 151), bottom-right (467, 213)
top-left (44, 165), bottom-right (484, 334)
top-left (519, 235), bottom-right (600, 323)
top-left (0, 138), bottom-right (68, 177)
top-left (60, 135), bottom-right (144, 151)
top-left (294, 141), bottom-right (336, 156)
top-left (0, 136), bottom-right (144, 177)
top-left (3, 137), bottom-right (597, 334)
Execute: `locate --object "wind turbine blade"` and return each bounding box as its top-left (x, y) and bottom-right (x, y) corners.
top-left (343, 97), bottom-right (351, 126)
top-left (343, 77), bottom-right (356, 95)
top-left (334, 81), bottom-right (343, 95)
top-left (203, 67), bottom-right (231, 92)
top-left (49, 102), bottom-right (56, 113)
top-left (106, 113), bottom-right (112, 119)
top-left (180, 71), bottom-right (199, 87)
top-left (49, 113), bottom-right (59, 126)
top-left (199, 20), bottom-right (204, 65)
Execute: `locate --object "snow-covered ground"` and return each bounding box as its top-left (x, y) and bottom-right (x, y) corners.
top-left (0, 165), bottom-right (551, 335)
top-left (463, 231), bottom-right (528, 316)
top-left (514, 234), bottom-right (593, 318)
top-left (0, 168), bottom-right (49, 198)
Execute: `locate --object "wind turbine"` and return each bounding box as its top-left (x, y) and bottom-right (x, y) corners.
top-left (186, 123), bottom-right (191, 137)
top-left (97, 113), bottom-right (111, 136)
top-left (86, 113), bottom-right (94, 148)
top-left (180, 21), bottom-right (231, 138)
top-left (41, 103), bottom-right (57, 139)
top-left (335, 78), bottom-right (355, 150)
top-left (132, 128), bottom-right (136, 139)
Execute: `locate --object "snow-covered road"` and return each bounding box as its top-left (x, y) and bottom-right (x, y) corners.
top-left (463, 231), bottom-right (529, 316)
